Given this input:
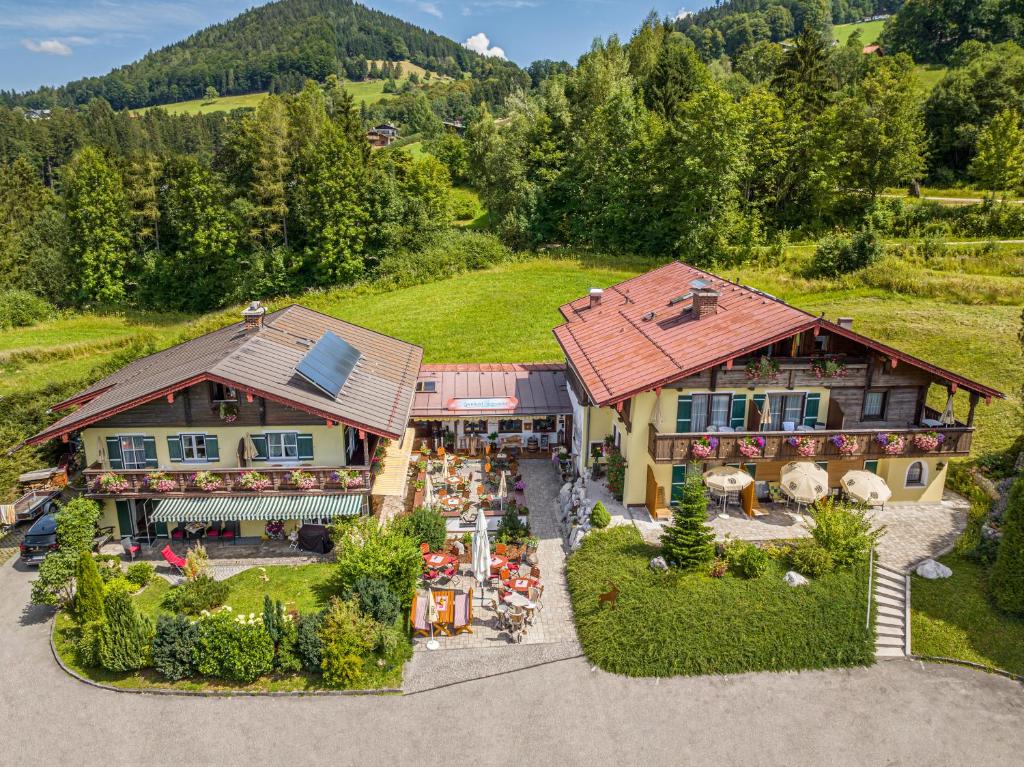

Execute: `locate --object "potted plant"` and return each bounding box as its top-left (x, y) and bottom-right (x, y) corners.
top-left (145, 471), bottom-right (177, 493)
top-left (218, 402), bottom-right (239, 423)
top-left (786, 435), bottom-right (818, 457)
top-left (191, 471), bottom-right (223, 491)
top-left (237, 471), bottom-right (272, 491)
top-left (810, 356), bottom-right (848, 379)
top-left (912, 431), bottom-right (946, 451)
top-left (829, 433), bottom-right (859, 456)
top-left (875, 432), bottom-right (906, 455)
top-left (737, 435), bottom-right (765, 458)
top-left (691, 435), bottom-right (719, 459)
top-left (285, 470), bottom-right (318, 490)
top-left (97, 472), bottom-right (130, 493)
top-left (745, 356), bottom-right (780, 381)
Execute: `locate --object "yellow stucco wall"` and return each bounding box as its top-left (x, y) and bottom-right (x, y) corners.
top-left (82, 424), bottom-right (349, 470)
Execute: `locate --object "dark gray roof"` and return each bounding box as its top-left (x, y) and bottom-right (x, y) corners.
top-left (31, 305), bottom-right (422, 443)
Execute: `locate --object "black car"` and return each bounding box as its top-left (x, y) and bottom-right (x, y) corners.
top-left (19, 513), bottom-right (58, 566)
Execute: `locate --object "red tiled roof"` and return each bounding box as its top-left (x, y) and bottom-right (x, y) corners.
top-left (554, 261), bottom-right (1002, 406)
top-left (413, 363), bottom-right (571, 418)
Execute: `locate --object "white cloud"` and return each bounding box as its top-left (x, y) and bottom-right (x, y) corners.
top-left (463, 32), bottom-right (506, 59)
top-left (21, 38), bottom-right (72, 55)
top-left (417, 1), bottom-right (443, 17)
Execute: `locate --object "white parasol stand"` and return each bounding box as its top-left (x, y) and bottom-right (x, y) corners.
top-left (426, 588), bottom-right (440, 651)
top-left (472, 502), bottom-right (490, 609)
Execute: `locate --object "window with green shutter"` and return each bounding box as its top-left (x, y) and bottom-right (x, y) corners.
top-left (730, 394), bottom-right (747, 430)
top-left (676, 394), bottom-right (692, 433)
top-left (803, 393), bottom-right (821, 428)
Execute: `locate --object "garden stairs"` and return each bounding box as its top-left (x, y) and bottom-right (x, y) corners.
top-left (873, 563), bottom-right (910, 659)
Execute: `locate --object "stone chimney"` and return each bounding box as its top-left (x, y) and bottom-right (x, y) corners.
top-left (242, 300), bottom-right (266, 331)
top-left (837, 317), bottom-right (854, 330)
top-left (692, 287), bottom-right (720, 320)
top-left (588, 288), bottom-right (603, 309)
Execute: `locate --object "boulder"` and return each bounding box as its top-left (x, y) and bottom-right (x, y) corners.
top-left (649, 556), bottom-right (669, 572)
top-left (916, 559), bottom-right (952, 579)
top-left (784, 571), bottom-right (809, 587)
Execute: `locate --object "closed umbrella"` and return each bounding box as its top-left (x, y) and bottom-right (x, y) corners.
top-left (842, 470), bottom-right (891, 506)
top-left (779, 461), bottom-right (829, 505)
top-left (702, 466), bottom-right (754, 493)
top-left (471, 503), bottom-right (490, 608)
top-left (425, 588), bottom-right (440, 651)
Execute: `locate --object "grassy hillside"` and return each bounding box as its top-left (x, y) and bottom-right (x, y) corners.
top-left (833, 20), bottom-right (886, 46)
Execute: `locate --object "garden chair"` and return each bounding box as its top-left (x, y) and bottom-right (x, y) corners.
top-left (121, 536), bottom-right (141, 562)
top-left (160, 544), bottom-right (187, 574)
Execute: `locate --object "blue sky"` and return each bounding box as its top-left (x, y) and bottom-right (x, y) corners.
top-left (0, 1), bottom-right (691, 92)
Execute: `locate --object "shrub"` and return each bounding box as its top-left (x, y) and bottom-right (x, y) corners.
top-left (0, 289), bottom-right (52, 329)
top-left (125, 562), bottom-right (155, 589)
top-left (295, 612), bottom-right (325, 673)
top-left (990, 478), bottom-right (1024, 615)
top-left (75, 619), bottom-right (104, 668)
top-left (334, 518), bottom-right (422, 603)
top-left (193, 610), bottom-right (275, 683)
top-left (725, 541), bottom-right (770, 579)
top-left (590, 501), bottom-right (611, 529)
top-left (400, 506), bottom-right (448, 552)
top-left (790, 542), bottom-right (835, 578)
top-left (74, 551), bottom-right (105, 624)
top-left (99, 580), bottom-right (153, 672)
top-left (162, 575), bottom-right (229, 615)
top-left (660, 464), bottom-right (715, 571)
top-left (346, 576), bottom-right (402, 625)
top-left (318, 598), bottom-right (380, 688)
top-left (808, 497), bottom-right (883, 567)
top-left (152, 614), bottom-right (199, 681)
top-left (496, 508), bottom-right (530, 544)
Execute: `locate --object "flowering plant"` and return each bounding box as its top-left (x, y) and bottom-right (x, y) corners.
top-left (875, 432), bottom-right (906, 455)
top-left (285, 470), bottom-right (318, 490)
top-left (218, 402), bottom-right (238, 423)
top-left (237, 471), bottom-right (272, 491)
top-left (810, 356), bottom-right (848, 379)
top-left (829, 433), bottom-right (859, 456)
top-left (98, 472), bottom-right (130, 493)
top-left (691, 435), bottom-right (719, 459)
top-left (912, 431), bottom-right (946, 451)
top-left (191, 471), bottom-right (223, 491)
top-left (786, 435), bottom-right (818, 457)
top-left (737, 435), bottom-right (765, 458)
top-left (145, 471), bottom-right (177, 492)
top-left (745, 356), bottom-right (780, 381)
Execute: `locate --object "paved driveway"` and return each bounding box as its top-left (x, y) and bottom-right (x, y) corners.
top-left (2, 552), bottom-right (1022, 765)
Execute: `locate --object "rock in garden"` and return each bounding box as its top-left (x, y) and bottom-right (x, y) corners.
top-left (649, 556), bottom-right (668, 572)
top-left (784, 571), bottom-right (809, 587)
top-left (916, 559), bottom-right (952, 579)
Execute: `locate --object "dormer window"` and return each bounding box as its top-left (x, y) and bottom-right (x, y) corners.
top-left (211, 383), bottom-right (238, 403)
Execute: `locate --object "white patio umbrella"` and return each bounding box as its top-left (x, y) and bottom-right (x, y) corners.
top-left (425, 588), bottom-right (440, 651)
top-left (423, 472), bottom-right (436, 509)
top-left (842, 470), bottom-right (891, 506)
top-left (471, 503), bottom-right (490, 608)
top-left (779, 461), bottom-right (829, 505)
top-left (702, 466), bottom-right (754, 493)
top-left (940, 392), bottom-right (956, 426)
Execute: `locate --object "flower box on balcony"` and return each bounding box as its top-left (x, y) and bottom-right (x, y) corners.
top-left (912, 431), bottom-right (946, 451)
top-left (875, 433), bottom-right (906, 455)
top-left (691, 436), bottom-right (718, 459)
top-left (786, 435), bottom-right (818, 457)
top-left (737, 435), bottom-right (765, 458)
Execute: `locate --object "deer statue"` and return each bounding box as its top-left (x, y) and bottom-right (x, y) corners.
top-left (598, 582), bottom-right (619, 610)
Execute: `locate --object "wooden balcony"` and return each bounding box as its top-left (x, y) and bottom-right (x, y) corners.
top-left (83, 464), bottom-right (373, 498)
top-left (647, 423), bottom-right (973, 465)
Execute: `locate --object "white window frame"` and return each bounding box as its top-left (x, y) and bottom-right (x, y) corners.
top-left (117, 434), bottom-right (148, 470)
top-left (905, 461), bottom-right (927, 487)
top-left (180, 433), bottom-right (208, 463)
top-left (266, 431), bottom-right (299, 461)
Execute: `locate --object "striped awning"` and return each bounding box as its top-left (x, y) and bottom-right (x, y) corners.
top-left (149, 494), bottom-right (364, 523)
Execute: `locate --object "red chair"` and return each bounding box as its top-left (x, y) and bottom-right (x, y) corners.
top-left (161, 545), bottom-right (187, 574)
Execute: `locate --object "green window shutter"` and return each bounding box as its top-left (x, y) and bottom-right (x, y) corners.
top-left (205, 434), bottom-right (219, 462)
top-left (166, 436), bottom-right (183, 462)
top-left (106, 437), bottom-right (124, 470)
top-left (730, 394), bottom-right (747, 430)
top-left (864, 460), bottom-right (879, 474)
top-left (297, 433), bottom-right (314, 461)
top-left (115, 500), bottom-right (133, 538)
top-left (250, 434), bottom-right (269, 461)
top-left (803, 393), bottom-right (821, 427)
top-left (675, 395), bottom-right (692, 433)
top-left (142, 437), bottom-right (158, 468)
top-left (743, 462), bottom-right (757, 478)
top-left (670, 465), bottom-right (687, 505)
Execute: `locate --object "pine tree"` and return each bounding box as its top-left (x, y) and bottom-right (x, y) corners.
top-left (74, 551), bottom-right (105, 625)
top-left (991, 478), bottom-right (1024, 615)
top-left (659, 463), bottom-right (715, 570)
top-left (99, 580), bottom-right (154, 672)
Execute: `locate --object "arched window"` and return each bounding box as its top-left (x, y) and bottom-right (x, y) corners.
top-left (906, 461), bottom-right (925, 487)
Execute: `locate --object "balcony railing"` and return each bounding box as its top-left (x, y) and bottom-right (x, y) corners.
top-left (83, 464), bottom-right (373, 497)
top-left (647, 423), bottom-right (972, 464)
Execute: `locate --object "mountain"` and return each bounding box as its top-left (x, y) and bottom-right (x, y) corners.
top-left (7, 0), bottom-right (523, 111)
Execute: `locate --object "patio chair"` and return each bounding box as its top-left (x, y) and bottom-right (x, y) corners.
top-left (160, 544), bottom-right (187, 574)
top-left (410, 595), bottom-right (430, 637)
top-left (121, 536), bottom-right (141, 562)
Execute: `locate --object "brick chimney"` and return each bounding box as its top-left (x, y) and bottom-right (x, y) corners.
top-left (692, 287), bottom-right (720, 319)
top-left (837, 317), bottom-right (854, 330)
top-left (588, 288), bottom-right (603, 309)
top-left (242, 300), bottom-right (266, 330)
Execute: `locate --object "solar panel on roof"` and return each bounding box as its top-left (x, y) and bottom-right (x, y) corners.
top-left (295, 331), bottom-right (361, 399)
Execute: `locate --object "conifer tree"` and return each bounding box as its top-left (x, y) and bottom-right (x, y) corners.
top-left (660, 463), bottom-right (715, 570)
top-left (99, 580), bottom-right (154, 672)
top-left (74, 551), bottom-right (105, 625)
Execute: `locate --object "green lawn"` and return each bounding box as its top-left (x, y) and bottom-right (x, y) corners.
top-left (911, 553), bottom-right (1024, 675)
top-left (566, 526), bottom-right (875, 676)
top-left (833, 20), bottom-right (886, 46)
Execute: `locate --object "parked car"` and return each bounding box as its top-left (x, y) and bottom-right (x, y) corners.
top-left (19, 513), bottom-right (58, 566)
